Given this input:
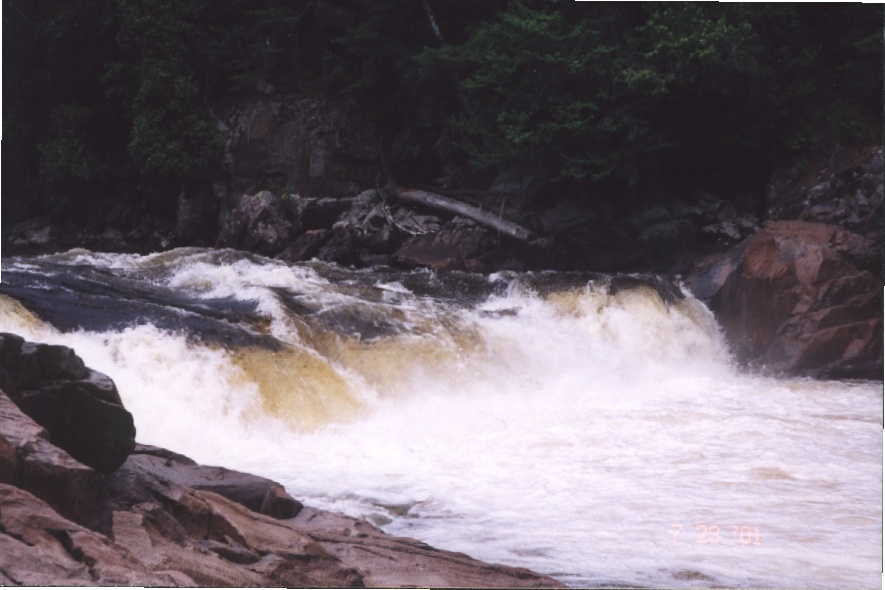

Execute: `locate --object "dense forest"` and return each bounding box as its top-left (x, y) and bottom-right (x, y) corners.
top-left (3, 1), bottom-right (882, 233)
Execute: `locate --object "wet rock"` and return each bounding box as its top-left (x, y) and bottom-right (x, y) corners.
top-left (0, 347), bottom-right (562, 587)
top-left (217, 190), bottom-right (296, 255)
top-left (292, 506), bottom-right (562, 588)
top-left (0, 390), bottom-right (103, 528)
top-left (316, 226), bottom-right (359, 266)
top-left (609, 274), bottom-right (685, 305)
top-left (0, 335), bottom-right (135, 473)
top-left (0, 484), bottom-right (184, 586)
top-left (277, 228), bottom-right (331, 262)
top-left (103, 448), bottom-right (560, 587)
top-left (394, 223), bottom-right (495, 271)
top-left (116, 449), bottom-right (302, 519)
top-left (697, 221), bottom-right (882, 378)
top-left (0, 264), bottom-right (282, 351)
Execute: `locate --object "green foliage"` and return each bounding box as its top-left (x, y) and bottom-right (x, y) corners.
top-left (113, 0), bottom-right (221, 182)
top-left (426, 2), bottom-right (608, 178)
top-left (3, 0), bottom-right (881, 225)
top-left (38, 105), bottom-right (101, 184)
top-left (424, 2), bottom-right (881, 191)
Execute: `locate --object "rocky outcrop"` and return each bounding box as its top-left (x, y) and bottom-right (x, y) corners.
top-left (0, 333), bottom-right (135, 473)
top-left (217, 190), bottom-right (298, 255)
top-left (0, 484), bottom-right (188, 586)
top-left (216, 95), bottom-right (379, 197)
top-left (0, 336), bottom-right (563, 587)
top-left (767, 145), bottom-right (883, 247)
top-left (6, 214), bottom-right (173, 256)
top-left (120, 444), bottom-right (303, 520)
top-left (394, 220), bottom-right (494, 272)
top-left (689, 221), bottom-right (882, 378)
top-left (0, 390), bottom-right (104, 528)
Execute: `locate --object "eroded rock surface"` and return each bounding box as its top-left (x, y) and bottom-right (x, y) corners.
top-left (690, 221), bottom-right (882, 378)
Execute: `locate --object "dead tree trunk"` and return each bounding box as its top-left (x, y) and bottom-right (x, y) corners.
top-left (386, 185), bottom-right (538, 243)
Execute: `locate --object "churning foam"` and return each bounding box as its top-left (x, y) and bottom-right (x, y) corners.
top-left (0, 251), bottom-right (879, 589)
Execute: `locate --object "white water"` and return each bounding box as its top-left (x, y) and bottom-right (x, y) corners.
top-left (0, 250), bottom-right (881, 588)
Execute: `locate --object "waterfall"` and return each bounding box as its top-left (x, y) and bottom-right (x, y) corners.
top-left (0, 248), bottom-right (879, 589)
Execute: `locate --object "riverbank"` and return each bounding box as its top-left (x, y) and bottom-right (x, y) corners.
top-left (0, 334), bottom-right (561, 587)
top-left (0, 255), bottom-right (880, 588)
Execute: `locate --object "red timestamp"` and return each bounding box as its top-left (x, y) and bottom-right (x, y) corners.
top-left (670, 523), bottom-right (763, 545)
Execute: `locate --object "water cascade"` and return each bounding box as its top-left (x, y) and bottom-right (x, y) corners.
top-left (0, 248), bottom-right (879, 588)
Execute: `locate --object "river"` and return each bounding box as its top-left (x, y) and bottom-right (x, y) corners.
top-left (0, 248), bottom-right (880, 589)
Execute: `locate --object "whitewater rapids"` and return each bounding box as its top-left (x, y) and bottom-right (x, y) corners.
top-left (0, 248), bottom-right (880, 588)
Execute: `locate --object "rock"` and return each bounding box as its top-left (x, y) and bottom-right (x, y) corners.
top-left (102, 447), bottom-right (560, 588)
top-left (333, 189), bottom-right (402, 253)
top-left (278, 229), bottom-right (331, 262)
top-left (696, 221), bottom-right (882, 378)
top-left (539, 200), bottom-right (598, 235)
top-left (217, 190), bottom-right (296, 255)
top-left (7, 217), bottom-right (55, 253)
top-left (0, 390), bottom-right (103, 528)
top-left (216, 95), bottom-right (378, 197)
top-left (0, 359), bottom-right (562, 587)
top-left (117, 448), bottom-right (302, 519)
top-left (394, 223), bottom-right (495, 271)
top-left (0, 334), bottom-right (135, 473)
top-left (766, 145), bottom-right (883, 255)
top-left (609, 274), bottom-right (685, 305)
top-left (283, 194), bottom-right (355, 230)
top-left (0, 484), bottom-right (185, 586)
top-left (292, 506), bottom-right (561, 588)
top-left (326, 190), bottom-right (445, 263)
top-left (131, 443), bottom-right (197, 465)
top-left (316, 226), bottom-right (359, 266)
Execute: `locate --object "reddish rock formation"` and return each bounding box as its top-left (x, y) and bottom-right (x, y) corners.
top-left (0, 333), bottom-right (135, 473)
top-left (692, 220), bottom-right (882, 378)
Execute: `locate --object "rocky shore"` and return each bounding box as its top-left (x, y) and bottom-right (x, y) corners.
top-left (0, 334), bottom-right (561, 587)
top-left (6, 92), bottom-right (881, 381)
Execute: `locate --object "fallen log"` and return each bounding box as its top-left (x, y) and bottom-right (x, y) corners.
top-left (386, 185), bottom-right (538, 243)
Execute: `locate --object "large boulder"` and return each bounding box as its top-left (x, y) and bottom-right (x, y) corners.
top-left (117, 444), bottom-right (302, 520)
top-left (690, 221), bottom-right (882, 378)
top-left (284, 194), bottom-right (356, 231)
top-left (0, 390), bottom-right (103, 528)
top-left (217, 190), bottom-right (297, 255)
top-left (0, 334), bottom-right (135, 473)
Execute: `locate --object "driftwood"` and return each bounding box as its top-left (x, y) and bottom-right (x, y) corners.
top-left (386, 185), bottom-right (538, 243)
